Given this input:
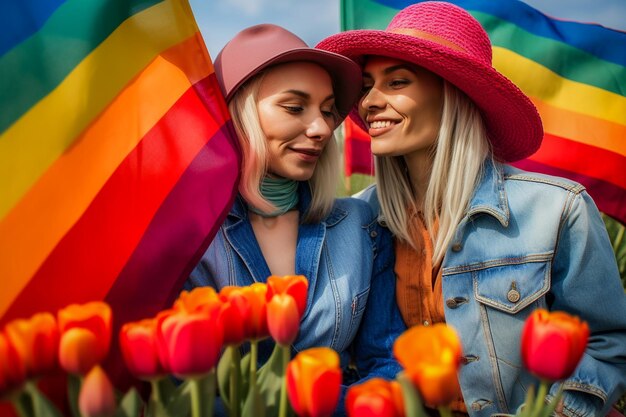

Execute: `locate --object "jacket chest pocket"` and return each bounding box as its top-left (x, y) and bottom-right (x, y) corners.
top-left (473, 259), bottom-right (551, 370)
top-left (474, 259), bottom-right (551, 314)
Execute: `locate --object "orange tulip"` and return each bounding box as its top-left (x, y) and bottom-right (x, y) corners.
top-left (156, 306), bottom-right (223, 378)
top-left (175, 287), bottom-right (222, 315)
top-left (346, 378), bottom-right (404, 417)
top-left (286, 347), bottom-right (342, 417)
top-left (4, 312), bottom-right (59, 378)
top-left (119, 318), bottom-right (165, 380)
top-left (78, 365), bottom-right (116, 417)
top-left (521, 309), bottom-right (589, 381)
top-left (0, 332), bottom-right (26, 393)
top-left (393, 324), bottom-right (462, 407)
top-left (57, 301), bottom-right (112, 375)
top-left (267, 275), bottom-right (308, 318)
top-left (267, 293), bottom-right (301, 345)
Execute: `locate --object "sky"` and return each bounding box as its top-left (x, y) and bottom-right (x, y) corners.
top-left (189, 0), bottom-right (626, 59)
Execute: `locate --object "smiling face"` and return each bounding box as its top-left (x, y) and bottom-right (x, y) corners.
top-left (358, 56), bottom-right (443, 160)
top-left (256, 62), bottom-right (338, 181)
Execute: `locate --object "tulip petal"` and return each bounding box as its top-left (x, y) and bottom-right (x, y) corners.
top-left (59, 328), bottom-right (102, 375)
top-left (79, 366), bottom-right (116, 417)
top-left (268, 294), bottom-right (300, 345)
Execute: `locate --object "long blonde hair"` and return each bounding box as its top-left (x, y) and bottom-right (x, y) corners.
top-left (376, 81), bottom-right (490, 264)
top-left (228, 72), bottom-right (340, 223)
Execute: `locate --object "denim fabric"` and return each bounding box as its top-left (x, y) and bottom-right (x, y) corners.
top-left (186, 182), bottom-right (405, 415)
top-left (358, 159), bottom-right (626, 417)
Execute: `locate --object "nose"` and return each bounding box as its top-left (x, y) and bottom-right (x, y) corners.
top-left (305, 113), bottom-right (332, 140)
top-left (360, 87), bottom-right (386, 112)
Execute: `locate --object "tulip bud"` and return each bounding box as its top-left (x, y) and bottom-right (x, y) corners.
top-left (521, 309), bottom-right (589, 381)
top-left (156, 307), bottom-right (223, 378)
top-left (287, 347), bottom-right (342, 417)
top-left (119, 319), bottom-right (165, 380)
top-left (267, 275), bottom-right (308, 318)
top-left (0, 332), bottom-right (26, 393)
top-left (5, 312), bottom-right (59, 378)
top-left (346, 378), bottom-right (405, 417)
top-left (267, 294), bottom-right (300, 345)
top-left (57, 302), bottom-right (112, 375)
top-left (219, 287), bottom-right (250, 345)
top-left (78, 366), bottom-right (116, 417)
top-left (393, 324), bottom-right (462, 407)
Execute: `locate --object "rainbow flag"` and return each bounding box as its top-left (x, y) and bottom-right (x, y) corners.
top-left (341, 0), bottom-right (626, 224)
top-left (0, 0), bottom-right (240, 349)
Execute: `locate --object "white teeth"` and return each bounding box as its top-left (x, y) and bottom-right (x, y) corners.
top-left (370, 120), bottom-right (393, 129)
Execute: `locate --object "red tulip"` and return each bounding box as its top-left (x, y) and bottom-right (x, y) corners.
top-left (521, 309), bottom-right (589, 381)
top-left (119, 318), bottom-right (165, 380)
top-left (267, 275), bottom-right (308, 318)
top-left (156, 305), bottom-right (223, 378)
top-left (219, 287), bottom-right (250, 345)
top-left (175, 287), bottom-right (221, 315)
top-left (346, 378), bottom-right (405, 417)
top-left (4, 312), bottom-right (59, 378)
top-left (286, 347), bottom-right (342, 417)
top-left (219, 284), bottom-right (269, 341)
top-left (78, 365), bottom-right (116, 417)
top-left (267, 293), bottom-right (300, 345)
top-left (393, 324), bottom-right (462, 407)
top-left (57, 302), bottom-right (112, 375)
top-left (0, 332), bottom-right (26, 393)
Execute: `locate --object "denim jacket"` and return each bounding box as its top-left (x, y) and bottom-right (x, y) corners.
top-left (358, 159), bottom-right (626, 417)
top-left (186, 183), bottom-right (405, 389)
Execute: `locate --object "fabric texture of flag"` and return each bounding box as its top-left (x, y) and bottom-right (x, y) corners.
top-left (0, 0), bottom-right (240, 381)
top-left (340, 0), bottom-right (626, 224)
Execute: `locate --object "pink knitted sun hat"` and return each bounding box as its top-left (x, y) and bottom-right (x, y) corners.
top-left (316, 1), bottom-right (543, 162)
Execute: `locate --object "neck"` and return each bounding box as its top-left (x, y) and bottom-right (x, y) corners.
top-left (404, 152), bottom-right (433, 209)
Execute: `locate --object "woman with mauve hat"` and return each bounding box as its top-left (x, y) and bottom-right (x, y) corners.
top-left (317, 2), bottom-right (626, 416)
top-left (185, 23), bottom-right (406, 415)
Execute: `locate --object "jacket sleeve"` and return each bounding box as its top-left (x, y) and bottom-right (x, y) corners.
top-left (549, 190), bottom-right (626, 417)
top-left (352, 219), bottom-right (407, 380)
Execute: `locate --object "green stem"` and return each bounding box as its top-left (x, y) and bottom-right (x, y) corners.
top-left (540, 383), bottom-right (564, 417)
top-left (438, 406), bottom-right (453, 417)
top-left (278, 344), bottom-right (291, 417)
top-left (190, 378), bottom-right (201, 417)
top-left (250, 340), bottom-right (259, 390)
top-left (207, 370), bottom-right (217, 417)
top-left (517, 384), bottom-right (535, 417)
top-left (150, 379), bottom-right (161, 406)
top-left (229, 346), bottom-right (242, 417)
top-left (530, 380), bottom-right (549, 417)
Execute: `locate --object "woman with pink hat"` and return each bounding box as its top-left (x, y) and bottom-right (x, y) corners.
top-left (186, 24), bottom-right (405, 414)
top-left (318, 2), bottom-right (626, 416)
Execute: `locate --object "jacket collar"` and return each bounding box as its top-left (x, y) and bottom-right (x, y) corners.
top-left (466, 159), bottom-right (510, 227)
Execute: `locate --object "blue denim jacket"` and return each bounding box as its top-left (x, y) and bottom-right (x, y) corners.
top-left (186, 183), bottom-right (405, 399)
top-left (359, 159), bottom-right (626, 417)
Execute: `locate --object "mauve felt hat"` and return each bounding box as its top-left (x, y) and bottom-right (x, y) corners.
top-left (214, 24), bottom-right (362, 122)
top-left (316, 1), bottom-right (543, 162)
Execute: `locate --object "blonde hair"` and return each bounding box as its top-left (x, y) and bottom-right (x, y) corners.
top-left (228, 72), bottom-right (340, 223)
top-left (376, 81), bottom-right (490, 264)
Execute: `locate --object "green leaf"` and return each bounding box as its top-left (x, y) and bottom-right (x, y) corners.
top-left (241, 381), bottom-right (264, 417)
top-left (115, 387), bottom-right (143, 417)
top-left (67, 374), bottom-right (82, 417)
top-left (24, 381), bottom-right (63, 417)
top-left (164, 380), bottom-right (191, 417)
top-left (397, 372), bottom-right (427, 417)
top-left (254, 343), bottom-right (289, 417)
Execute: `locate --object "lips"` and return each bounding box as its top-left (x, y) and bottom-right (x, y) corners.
top-left (291, 148), bottom-right (321, 156)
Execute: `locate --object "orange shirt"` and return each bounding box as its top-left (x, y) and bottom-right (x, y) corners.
top-left (394, 212), bottom-right (467, 415)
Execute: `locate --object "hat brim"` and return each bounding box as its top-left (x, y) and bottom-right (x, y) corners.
top-left (225, 48), bottom-right (362, 123)
top-left (317, 30), bottom-right (543, 162)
